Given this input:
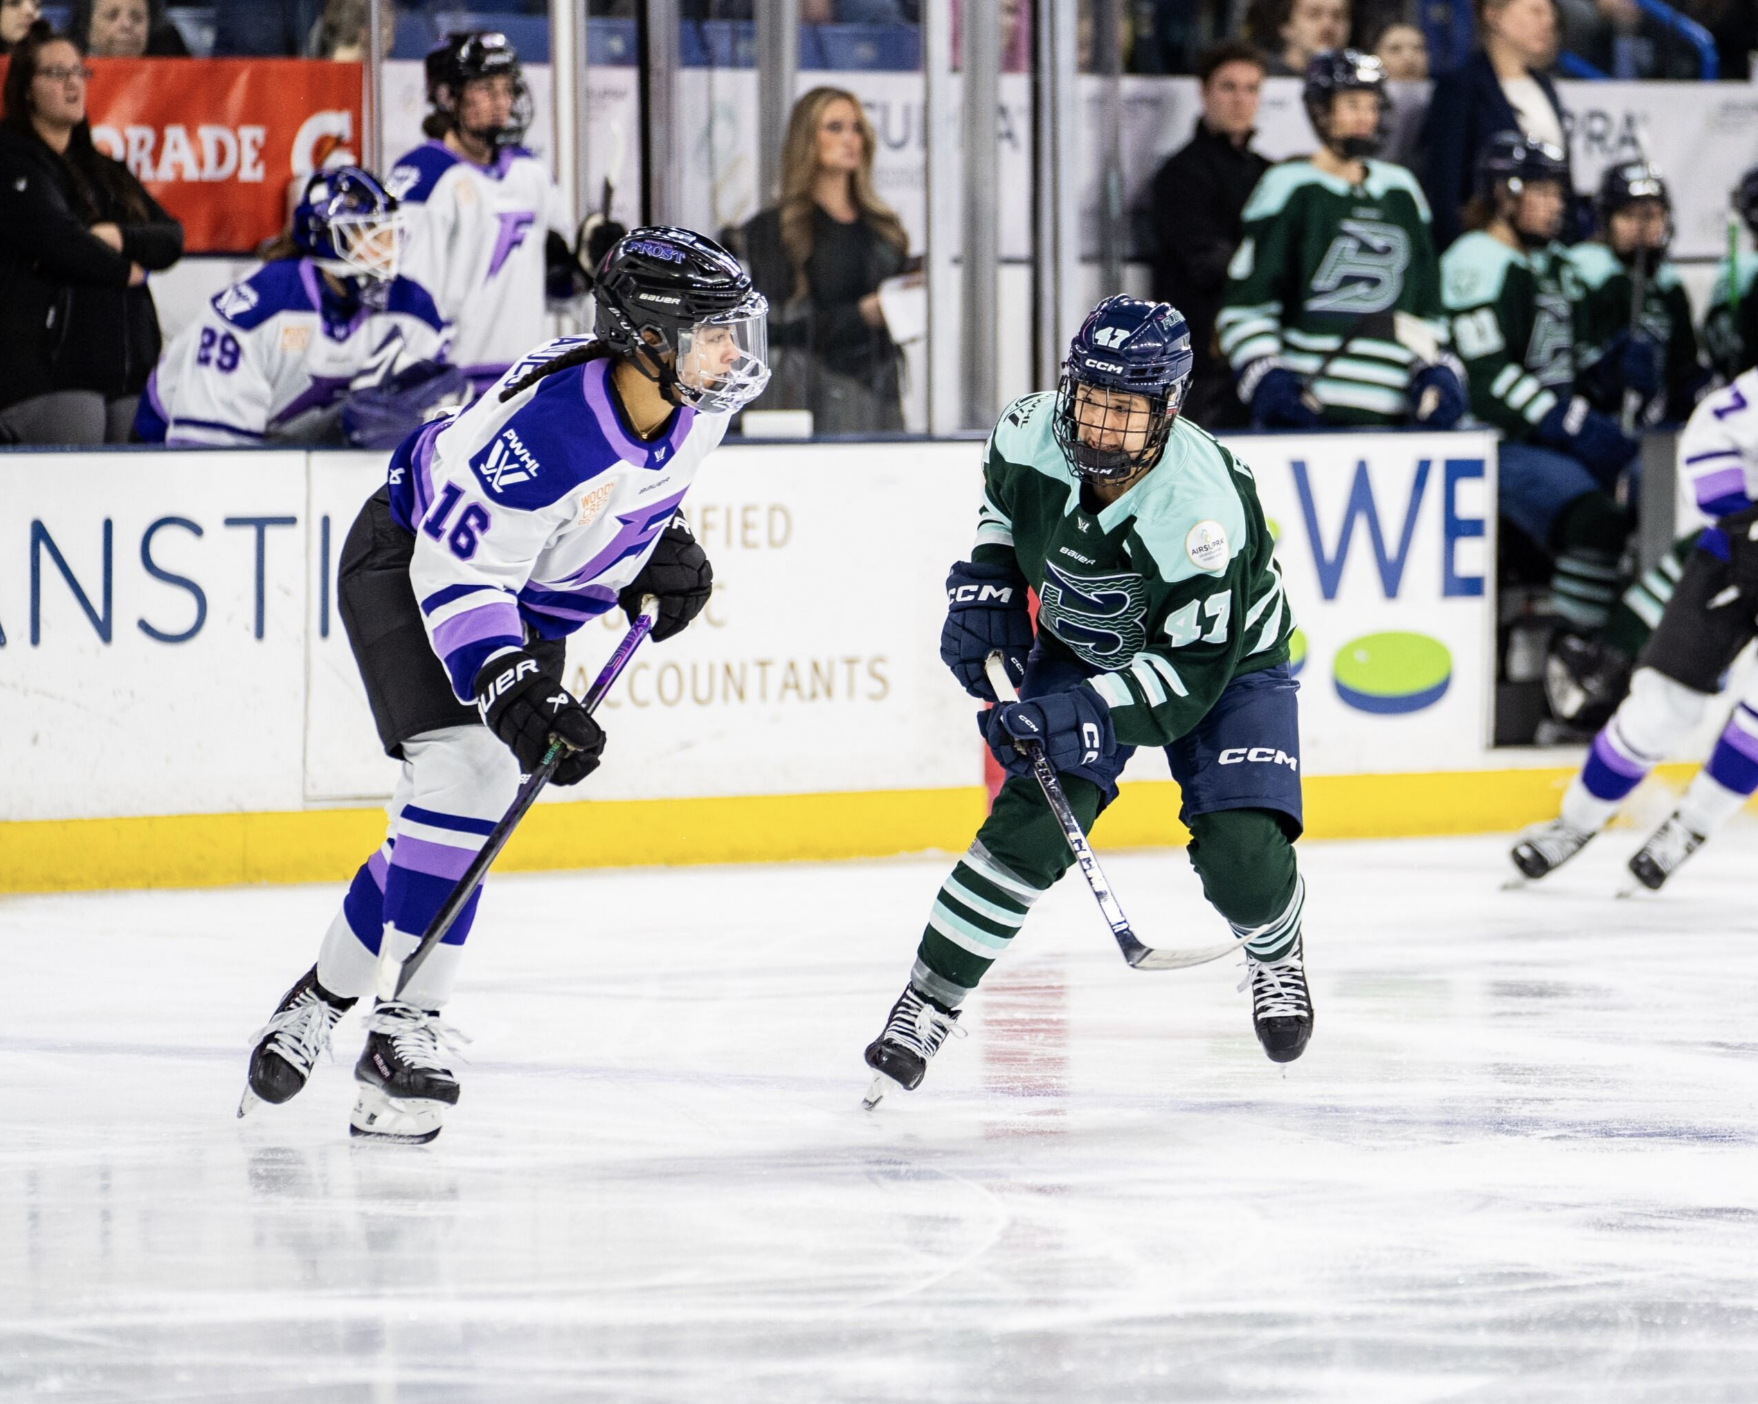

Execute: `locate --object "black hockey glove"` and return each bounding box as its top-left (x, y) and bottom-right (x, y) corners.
top-left (618, 513), bottom-right (712, 641)
top-left (474, 650), bottom-right (605, 785)
top-left (940, 559), bottom-right (1033, 701)
top-left (1717, 502), bottom-right (1758, 603)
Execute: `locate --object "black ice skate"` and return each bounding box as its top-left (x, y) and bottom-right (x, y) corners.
top-left (1624, 811), bottom-right (1707, 893)
top-left (1544, 634), bottom-right (1632, 730)
top-left (1241, 935), bottom-right (1313, 1064)
top-left (862, 985), bottom-right (964, 1108)
top-left (238, 965), bottom-right (356, 1118)
top-left (1509, 818), bottom-right (1596, 882)
top-left (349, 1000), bottom-right (467, 1144)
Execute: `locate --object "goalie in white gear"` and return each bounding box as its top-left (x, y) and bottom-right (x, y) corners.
top-left (1511, 367), bottom-right (1758, 892)
top-left (134, 166), bottom-right (458, 448)
top-left (388, 32), bottom-right (614, 397)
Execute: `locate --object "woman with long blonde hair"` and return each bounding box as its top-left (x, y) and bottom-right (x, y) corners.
top-left (740, 85), bottom-right (911, 434)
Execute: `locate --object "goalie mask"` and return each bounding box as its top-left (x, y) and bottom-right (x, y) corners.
top-left (1052, 296), bottom-right (1193, 483)
top-left (292, 166), bottom-right (407, 284)
top-left (593, 227), bottom-right (771, 416)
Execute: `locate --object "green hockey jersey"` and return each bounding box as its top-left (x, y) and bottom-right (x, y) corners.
top-left (1564, 241), bottom-right (1704, 423)
top-left (970, 393), bottom-right (1293, 748)
top-left (1440, 231), bottom-right (1578, 441)
top-left (1217, 158), bottom-right (1450, 426)
top-left (1703, 250), bottom-right (1758, 381)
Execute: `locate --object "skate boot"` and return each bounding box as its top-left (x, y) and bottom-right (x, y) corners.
top-left (1545, 635), bottom-right (1632, 730)
top-left (862, 984), bottom-right (964, 1108)
top-left (1241, 935), bottom-right (1313, 1064)
top-left (1509, 817), bottom-right (1596, 881)
top-left (239, 965), bottom-right (356, 1117)
top-left (349, 1000), bottom-right (467, 1144)
top-left (1626, 811), bottom-right (1707, 892)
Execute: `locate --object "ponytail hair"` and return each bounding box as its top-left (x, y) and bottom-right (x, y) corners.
top-left (498, 339), bottom-right (616, 402)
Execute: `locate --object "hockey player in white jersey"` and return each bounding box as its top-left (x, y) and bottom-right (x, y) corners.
top-left (237, 228), bottom-right (769, 1143)
top-left (389, 32), bottom-right (610, 396)
top-left (135, 167), bottom-right (459, 448)
top-left (1511, 366), bottom-right (1758, 893)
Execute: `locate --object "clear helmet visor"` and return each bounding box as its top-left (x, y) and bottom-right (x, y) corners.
top-left (329, 210), bottom-right (408, 283)
top-left (673, 303), bottom-right (771, 414)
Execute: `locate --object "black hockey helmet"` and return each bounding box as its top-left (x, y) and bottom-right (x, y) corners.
top-left (1734, 163), bottom-right (1758, 242)
top-left (1594, 159), bottom-right (1673, 265)
top-left (593, 226), bottom-right (771, 415)
top-left (425, 31), bottom-right (532, 153)
top-left (1053, 295), bottom-right (1193, 482)
top-left (1475, 131), bottom-right (1569, 247)
top-left (1302, 49), bottom-right (1387, 161)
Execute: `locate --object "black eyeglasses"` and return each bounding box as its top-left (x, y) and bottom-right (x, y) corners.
top-left (36, 64), bottom-right (95, 84)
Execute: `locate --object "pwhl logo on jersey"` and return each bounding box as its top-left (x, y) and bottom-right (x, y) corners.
top-left (472, 429), bottom-right (542, 495)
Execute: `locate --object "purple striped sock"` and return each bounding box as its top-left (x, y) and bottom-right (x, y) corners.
top-left (1705, 704), bottom-right (1758, 797)
top-left (341, 844), bottom-right (391, 955)
top-left (1581, 724), bottom-right (1649, 802)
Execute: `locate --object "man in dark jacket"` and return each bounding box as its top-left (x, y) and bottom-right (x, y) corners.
top-left (1147, 41), bottom-right (1269, 428)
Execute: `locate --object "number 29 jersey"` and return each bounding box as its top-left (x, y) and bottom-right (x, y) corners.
top-left (386, 339), bottom-right (729, 701)
top-left (970, 394), bottom-right (1293, 747)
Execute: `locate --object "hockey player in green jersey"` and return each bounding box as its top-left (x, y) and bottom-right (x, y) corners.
top-left (1442, 133), bottom-right (1638, 643)
top-left (862, 297), bottom-right (1309, 1105)
top-left (1566, 161), bottom-right (1710, 430)
top-left (1703, 165), bottom-right (1758, 382)
top-left (1217, 49), bottom-right (1465, 430)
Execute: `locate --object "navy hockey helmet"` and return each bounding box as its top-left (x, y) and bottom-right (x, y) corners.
top-left (425, 31), bottom-right (532, 152)
top-left (293, 165), bottom-right (406, 283)
top-left (1475, 131), bottom-right (1569, 247)
top-left (1734, 163), bottom-right (1758, 241)
top-left (1052, 296), bottom-right (1194, 482)
top-left (1302, 49), bottom-right (1387, 161)
top-left (593, 226), bottom-right (771, 415)
top-left (1594, 159), bottom-right (1673, 265)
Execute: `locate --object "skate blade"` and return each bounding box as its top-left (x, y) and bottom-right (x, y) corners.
top-left (861, 1073), bottom-right (898, 1111)
top-left (349, 1084), bottom-right (446, 1145)
top-left (1500, 873), bottom-right (1531, 891)
top-left (236, 1087), bottom-right (264, 1119)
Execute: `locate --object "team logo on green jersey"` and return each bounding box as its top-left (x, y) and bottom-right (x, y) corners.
top-left (1308, 219), bottom-right (1412, 316)
top-left (1530, 290), bottom-right (1574, 385)
top-left (1038, 561), bottom-right (1148, 668)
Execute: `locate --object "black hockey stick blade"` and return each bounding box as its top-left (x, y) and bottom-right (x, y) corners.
top-left (983, 654), bottom-right (1240, 972)
top-left (375, 599), bottom-right (658, 1002)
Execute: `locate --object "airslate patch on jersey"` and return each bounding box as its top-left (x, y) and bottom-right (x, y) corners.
top-left (1185, 519), bottom-right (1229, 572)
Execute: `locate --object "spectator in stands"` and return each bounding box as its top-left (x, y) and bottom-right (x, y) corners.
top-left (1683, 0), bottom-right (1756, 80)
top-left (1147, 41), bottom-right (1268, 429)
top-left (1245, 0), bottom-right (1351, 76)
top-left (1371, 18), bottom-right (1428, 78)
top-left (75, 0), bottom-right (190, 58)
top-left (1556, 0), bottom-right (1711, 79)
top-left (307, 0), bottom-right (394, 61)
top-left (1, 0), bottom-right (42, 55)
top-left (213, 0), bottom-right (321, 57)
top-left (1422, 0), bottom-right (1569, 252)
top-left (0, 22), bottom-right (182, 445)
top-left (740, 86), bottom-right (911, 434)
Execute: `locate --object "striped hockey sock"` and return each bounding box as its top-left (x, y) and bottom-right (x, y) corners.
top-left (1237, 873), bottom-right (1305, 963)
top-left (1551, 548), bottom-right (1622, 631)
top-left (1679, 702), bottom-right (1758, 834)
top-left (911, 841), bottom-right (1047, 1011)
top-left (316, 840), bottom-right (393, 999)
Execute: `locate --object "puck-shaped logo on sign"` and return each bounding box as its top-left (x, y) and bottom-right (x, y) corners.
top-left (1185, 520), bottom-right (1229, 571)
top-left (1333, 631), bottom-right (1451, 713)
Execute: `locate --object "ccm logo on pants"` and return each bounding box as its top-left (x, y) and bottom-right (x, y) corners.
top-left (1218, 747), bottom-right (1298, 771)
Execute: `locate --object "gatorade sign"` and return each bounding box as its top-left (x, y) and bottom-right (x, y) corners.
top-left (83, 59), bottom-right (363, 254)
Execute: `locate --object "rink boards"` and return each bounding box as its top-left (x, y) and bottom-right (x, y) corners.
top-left (0, 430), bottom-right (1664, 892)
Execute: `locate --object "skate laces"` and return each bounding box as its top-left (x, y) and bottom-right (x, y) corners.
top-left (364, 1001), bottom-right (471, 1072)
top-left (1641, 814), bottom-right (1699, 870)
top-left (248, 987), bottom-right (346, 1076)
top-left (884, 989), bottom-right (965, 1060)
top-left (1239, 944), bottom-right (1310, 1019)
top-left (1521, 819), bottom-right (1591, 864)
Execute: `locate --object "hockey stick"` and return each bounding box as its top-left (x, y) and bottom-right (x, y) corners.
top-left (374, 598), bottom-right (658, 1002)
top-left (1621, 248), bottom-right (1649, 436)
top-left (1297, 308), bottom-right (1394, 416)
top-left (983, 654), bottom-right (1240, 971)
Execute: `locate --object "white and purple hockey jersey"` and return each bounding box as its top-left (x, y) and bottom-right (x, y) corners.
top-left (387, 141), bottom-right (571, 394)
top-left (139, 259), bottom-right (450, 448)
top-left (1677, 368), bottom-right (1758, 555)
top-left (385, 338), bottom-right (728, 700)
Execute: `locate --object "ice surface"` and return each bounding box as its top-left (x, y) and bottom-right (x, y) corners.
top-left (3, 831), bottom-right (1758, 1403)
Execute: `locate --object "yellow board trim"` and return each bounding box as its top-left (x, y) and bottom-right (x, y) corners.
top-left (0, 765), bottom-right (1702, 896)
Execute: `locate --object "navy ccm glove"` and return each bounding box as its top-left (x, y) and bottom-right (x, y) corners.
top-left (940, 559), bottom-right (1033, 701)
top-left (984, 685), bottom-right (1116, 779)
top-left (1409, 360), bottom-right (1467, 428)
top-left (474, 650), bottom-right (605, 785)
top-left (617, 513), bottom-right (712, 641)
top-left (1537, 396), bottom-right (1640, 477)
top-left (1245, 364), bottom-right (1323, 430)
